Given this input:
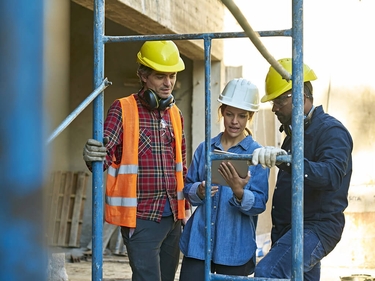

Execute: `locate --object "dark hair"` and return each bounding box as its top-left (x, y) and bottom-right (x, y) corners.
top-left (304, 81), bottom-right (314, 102)
top-left (137, 64), bottom-right (154, 86)
top-left (218, 104), bottom-right (254, 136)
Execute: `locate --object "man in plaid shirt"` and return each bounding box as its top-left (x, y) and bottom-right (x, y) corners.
top-left (83, 40), bottom-right (191, 281)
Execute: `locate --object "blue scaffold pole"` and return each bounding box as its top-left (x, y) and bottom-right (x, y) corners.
top-left (203, 36), bottom-right (213, 281)
top-left (0, 1), bottom-right (47, 280)
top-left (92, 0), bottom-right (105, 280)
top-left (291, 0), bottom-right (304, 280)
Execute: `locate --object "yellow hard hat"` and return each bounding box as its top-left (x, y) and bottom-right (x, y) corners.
top-left (261, 58), bottom-right (317, 102)
top-left (137, 41), bottom-right (185, 72)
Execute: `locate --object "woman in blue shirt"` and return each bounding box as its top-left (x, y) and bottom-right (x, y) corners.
top-left (179, 78), bottom-right (270, 280)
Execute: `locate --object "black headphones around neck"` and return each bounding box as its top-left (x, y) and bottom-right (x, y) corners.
top-left (280, 106), bottom-right (316, 136)
top-left (139, 89), bottom-right (174, 111)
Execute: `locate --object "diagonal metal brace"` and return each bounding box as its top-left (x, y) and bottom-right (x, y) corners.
top-left (46, 78), bottom-right (112, 144)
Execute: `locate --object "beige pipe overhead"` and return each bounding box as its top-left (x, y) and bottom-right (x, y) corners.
top-left (221, 0), bottom-right (291, 82)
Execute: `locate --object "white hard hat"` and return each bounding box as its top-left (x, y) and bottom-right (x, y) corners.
top-left (218, 78), bottom-right (260, 111)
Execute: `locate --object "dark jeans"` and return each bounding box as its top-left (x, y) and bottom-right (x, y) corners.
top-left (121, 216), bottom-right (181, 281)
top-left (254, 229), bottom-right (326, 281)
top-left (179, 255), bottom-right (255, 281)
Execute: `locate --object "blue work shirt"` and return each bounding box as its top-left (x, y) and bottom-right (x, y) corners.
top-left (179, 133), bottom-right (269, 266)
top-left (274, 105), bottom-right (353, 254)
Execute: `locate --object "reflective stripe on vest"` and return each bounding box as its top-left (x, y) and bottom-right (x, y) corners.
top-left (105, 94), bottom-right (185, 227)
top-left (107, 164), bottom-right (138, 177)
top-left (106, 196), bottom-right (137, 207)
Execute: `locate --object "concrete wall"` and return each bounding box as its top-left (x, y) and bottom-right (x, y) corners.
top-left (315, 83), bottom-right (375, 268)
top-left (44, 0), bottom-right (71, 172)
top-left (72, 0), bottom-right (224, 61)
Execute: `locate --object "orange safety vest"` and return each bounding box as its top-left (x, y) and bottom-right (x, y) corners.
top-left (105, 94), bottom-right (185, 227)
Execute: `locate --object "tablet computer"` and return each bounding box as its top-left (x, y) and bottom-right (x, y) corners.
top-left (211, 150), bottom-right (250, 186)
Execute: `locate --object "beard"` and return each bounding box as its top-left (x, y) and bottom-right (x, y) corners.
top-left (276, 112), bottom-right (291, 126)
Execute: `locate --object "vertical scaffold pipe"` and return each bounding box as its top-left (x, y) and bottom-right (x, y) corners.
top-left (92, 0), bottom-right (105, 280)
top-left (203, 37), bottom-right (213, 281)
top-left (291, 0), bottom-right (304, 280)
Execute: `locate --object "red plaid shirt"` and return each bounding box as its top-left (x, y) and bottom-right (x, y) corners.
top-left (103, 94), bottom-right (187, 222)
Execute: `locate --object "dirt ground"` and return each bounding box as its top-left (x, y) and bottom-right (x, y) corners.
top-left (64, 252), bottom-right (375, 281)
top-left (65, 257), bottom-right (132, 281)
top-left (65, 254), bottom-right (181, 281)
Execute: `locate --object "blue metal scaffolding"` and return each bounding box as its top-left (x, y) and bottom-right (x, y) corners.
top-left (88, 1), bottom-right (306, 280)
top-left (91, 0), bottom-right (305, 280)
top-left (0, 0), bottom-right (306, 280)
